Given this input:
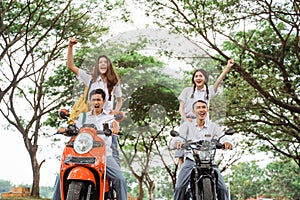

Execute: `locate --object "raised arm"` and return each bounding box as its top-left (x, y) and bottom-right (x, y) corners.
top-left (213, 59), bottom-right (234, 92)
top-left (67, 38), bottom-right (79, 75)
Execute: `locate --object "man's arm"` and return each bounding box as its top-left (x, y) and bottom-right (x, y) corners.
top-left (212, 122), bottom-right (233, 150)
top-left (218, 131), bottom-right (233, 150)
top-left (223, 142), bottom-right (233, 150)
top-left (170, 122), bottom-right (189, 148)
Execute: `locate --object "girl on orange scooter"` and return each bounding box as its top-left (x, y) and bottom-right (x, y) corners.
top-left (67, 38), bottom-right (123, 165)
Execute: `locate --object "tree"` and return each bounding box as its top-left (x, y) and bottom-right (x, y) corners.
top-left (225, 159), bottom-right (300, 200)
top-left (85, 38), bottom-right (183, 198)
top-left (98, 35), bottom-right (241, 197)
top-left (0, 0), bottom-right (112, 197)
top-left (227, 161), bottom-right (266, 200)
top-left (264, 159), bottom-right (300, 199)
top-left (143, 0), bottom-right (300, 166)
top-left (0, 179), bottom-right (12, 194)
top-left (45, 30), bottom-right (187, 198)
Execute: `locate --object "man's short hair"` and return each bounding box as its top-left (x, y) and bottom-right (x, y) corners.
top-left (89, 88), bottom-right (106, 100)
top-left (192, 100), bottom-right (207, 110)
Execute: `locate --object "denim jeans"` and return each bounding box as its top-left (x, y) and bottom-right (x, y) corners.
top-left (111, 135), bottom-right (120, 166)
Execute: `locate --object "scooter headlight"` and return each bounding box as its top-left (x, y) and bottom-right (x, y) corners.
top-left (74, 132), bottom-right (93, 154)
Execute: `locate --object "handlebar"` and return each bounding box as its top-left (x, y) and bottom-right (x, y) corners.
top-left (55, 108), bottom-right (124, 137)
top-left (170, 129), bottom-right (234, 150)
top-left (180, 140), bottom-right (224, 150)
top-left (54, 123), bottom-right (120, 137)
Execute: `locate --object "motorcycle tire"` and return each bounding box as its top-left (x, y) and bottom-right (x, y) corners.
top-left (66, 181), bottom-right (91, 200)
top-left (184, 188), bottom-right (191, 199)
top-left (105, 188), bottom-right (117, 200)
top-left (201, 177), bottom-right (214, 200)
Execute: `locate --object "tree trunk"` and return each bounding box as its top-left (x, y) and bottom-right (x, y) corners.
top-left (148, 184), bottom-right (155, 200)
top-left (30, 157), bottom-right (41, 197)
top-left (137, 179), bottom-right (144, 200)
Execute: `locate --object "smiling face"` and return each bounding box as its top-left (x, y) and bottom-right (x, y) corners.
top-left (192, 101), bottom-right (208, 121)
top-left (193, 71), bottom-right (206, 88)
top-left (98, 56), bottom-right (108, 74)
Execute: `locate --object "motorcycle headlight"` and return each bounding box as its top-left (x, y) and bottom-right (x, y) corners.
top-left (199, 150), bottom-right (212, 161)
top-left (74, 132), bottom-right (93, 154)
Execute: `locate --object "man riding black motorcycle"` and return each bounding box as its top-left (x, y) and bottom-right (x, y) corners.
top-left (171, 100), bottom-right (233, 200)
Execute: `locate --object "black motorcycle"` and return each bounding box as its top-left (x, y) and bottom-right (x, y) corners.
top-left (170, 128), bottom-right (234, 200)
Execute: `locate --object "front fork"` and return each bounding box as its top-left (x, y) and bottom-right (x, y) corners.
top-left (193, 166), bottom-right (201, 200)
top-left (191, 166), bottom-right (217, 200)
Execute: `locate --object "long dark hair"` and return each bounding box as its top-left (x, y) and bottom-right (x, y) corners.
top-left (92, 55), bottom-right (119, 101)
top-left (190, 69), bottom-right (209, 100)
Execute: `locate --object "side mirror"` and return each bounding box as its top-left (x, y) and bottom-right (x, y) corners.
top-left (224, 128), bottom-right (235, 135)
top-left (170, 130), bottom-right (179, 137)
top-left (58, 108), bottom-right (69, 120)
top-left (103, 123), bottom-right (112, 136)
top-left (114, 112), bottom-right (124, 122)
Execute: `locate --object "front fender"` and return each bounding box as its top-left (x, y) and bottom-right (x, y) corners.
top-left (67, 166), bottom-right (96, 186)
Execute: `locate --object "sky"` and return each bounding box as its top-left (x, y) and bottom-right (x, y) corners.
top-left (0, 124), bottom-right (66, 186)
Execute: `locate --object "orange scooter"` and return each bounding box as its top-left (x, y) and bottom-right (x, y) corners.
top-left (56, 109), bottom-right (124, 200)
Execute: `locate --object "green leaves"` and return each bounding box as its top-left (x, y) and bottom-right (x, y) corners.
top-left (129, 83), bottom-right (179, 126)
top-left (227, 159), bottom-right (300, 199)
top-left (143, 0), bottom-right (300, 165)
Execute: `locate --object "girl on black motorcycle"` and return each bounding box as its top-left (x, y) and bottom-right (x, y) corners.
top-left (171, 100), bottom-right (233, 200)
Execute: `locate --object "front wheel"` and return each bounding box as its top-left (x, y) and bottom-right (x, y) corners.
top-left (201, 177), bottom-right (214, 200)
top-left (105, 180), bottom-right (117, 200)
top-left (66, 181), bottom-right (92, 200)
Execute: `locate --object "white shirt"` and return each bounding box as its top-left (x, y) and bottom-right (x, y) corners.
top-left (178, 85), bottom-right (216, 118)
top-left (76, 110), bottom-right (115, 157)
top-left (171, 119), bottom-right (232, 161)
